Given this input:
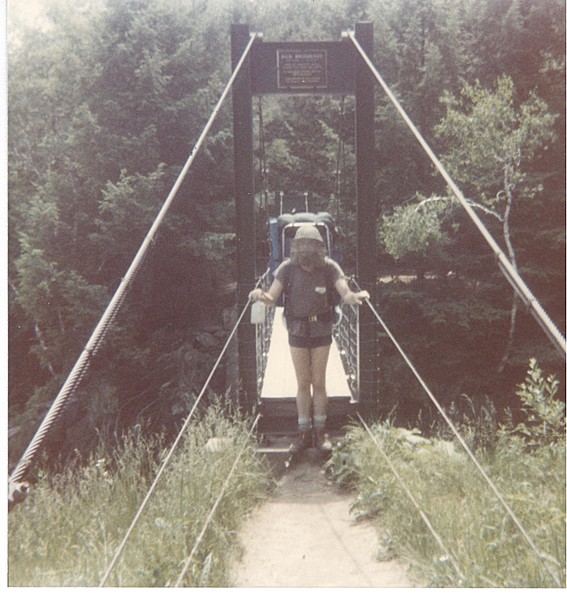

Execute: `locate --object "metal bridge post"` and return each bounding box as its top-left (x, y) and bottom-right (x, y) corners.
top-left (231, 24), bottom-right (257, 411)
top-left (355, 22), bottom-right (378, 410)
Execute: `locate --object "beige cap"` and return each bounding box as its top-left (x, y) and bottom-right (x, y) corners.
top-left (294, 225), bottom-right (324, 243)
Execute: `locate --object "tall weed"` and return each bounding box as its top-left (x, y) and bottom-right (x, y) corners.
top-left (8, 404), bottom-right (272, 586)
top-left (328, 361), bottom-right (565, 587)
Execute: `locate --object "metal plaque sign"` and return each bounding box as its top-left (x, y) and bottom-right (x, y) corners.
top-left (277, 49), bottom-right (328, 91)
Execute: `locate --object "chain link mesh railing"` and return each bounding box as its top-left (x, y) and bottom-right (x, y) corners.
top-left (255, 275), bottom-right (275, 397)
top-left (333, 303), bottom-right (359, 402)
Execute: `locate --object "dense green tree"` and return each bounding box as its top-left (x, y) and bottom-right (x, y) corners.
top-left (381, 76), bottom-right (557, 373)
top-left (7, 0), bottom-right (565, 463)
top-left (8, 0), bottom-right (240, 462)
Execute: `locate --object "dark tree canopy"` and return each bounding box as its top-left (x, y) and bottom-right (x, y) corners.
top-left (8, 0), bottom-right (565, 462)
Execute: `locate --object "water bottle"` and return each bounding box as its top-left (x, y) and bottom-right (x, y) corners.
top-left (251, 301), bottom-right (266, 324)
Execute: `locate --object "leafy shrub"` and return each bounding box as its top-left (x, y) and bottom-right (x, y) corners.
top-left (507, 358), bottom-right (565, 449)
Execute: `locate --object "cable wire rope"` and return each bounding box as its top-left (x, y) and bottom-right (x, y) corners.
top-left (357, 413), bottom-right (467, 583)
top-left (352, 278), bottom-right (562, 587)
top-left (99, 294), bottom-right (255, 587)
top-left (347, 31), bottom-right (566, 361)
top-left (8, 32), bottom-right (258, 498)
top-left (174, 412), bottom-right (261, 587)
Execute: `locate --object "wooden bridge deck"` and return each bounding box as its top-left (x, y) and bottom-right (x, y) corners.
top-left (259, 307), bottom-right (355, 432)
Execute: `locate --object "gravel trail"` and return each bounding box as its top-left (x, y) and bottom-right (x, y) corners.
top-left (231, 455), bottom-right (416, 588)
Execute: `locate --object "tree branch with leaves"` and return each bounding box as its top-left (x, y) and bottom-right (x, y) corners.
top-left (380, 76), bottom-right (557, 370)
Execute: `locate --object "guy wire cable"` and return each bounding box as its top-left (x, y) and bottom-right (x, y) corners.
top-left (8, 32), bottom-right (258, 499)
top-left (351, 277), bottom-right (562, 587)
top-left (99, 294), bottom-right (255, 587)
top-left (357, 413), bottom-right (466, 583)
top-left (347, 31), bottom-right (566, 361)
top-left (174, 412), bottom-right (261, 587)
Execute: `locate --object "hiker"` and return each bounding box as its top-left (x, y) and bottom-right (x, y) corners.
top-left (249, 224), bottom-right (369, 457)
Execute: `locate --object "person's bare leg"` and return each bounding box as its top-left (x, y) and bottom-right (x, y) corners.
top-left (290, 345), bottom-right (313, 423)
top-left (310, 344), bottom-right (332, 453)
top-left (289, 346), bottom-right (314, 454)
top-left (311, 344), bottom-right (331, 423)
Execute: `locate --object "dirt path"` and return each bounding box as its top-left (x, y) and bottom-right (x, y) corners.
top-left (231, 453), bottom-right (415, 588)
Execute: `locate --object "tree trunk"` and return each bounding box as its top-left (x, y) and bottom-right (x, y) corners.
top-left (498, 172), bottom-right (518, 373)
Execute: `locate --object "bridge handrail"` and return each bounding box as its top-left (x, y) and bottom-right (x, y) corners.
top-left (254, 269), bottom-right (274, 396)
top-left (98, 289), bottom-right (257, 586)
top-left (174, 413), bottom-right (261, 587)
top-left (357, 413), bottom-right (467, 583)
top-left (334, 300), bottom-right (359, 401)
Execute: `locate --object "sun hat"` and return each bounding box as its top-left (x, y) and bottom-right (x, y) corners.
top-left (294, 224), bottom-right (324, 243)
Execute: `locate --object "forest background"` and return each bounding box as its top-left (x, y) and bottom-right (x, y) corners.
top-left (7, 0), bottom-right (565, 469)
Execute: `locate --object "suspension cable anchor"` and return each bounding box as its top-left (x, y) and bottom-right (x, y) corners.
top-left (8, 480), bottom-right (30, 512)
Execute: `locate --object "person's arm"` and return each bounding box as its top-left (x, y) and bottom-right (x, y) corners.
top-left (249, 278), bottom-right (284, 305)
top-left (335, 277), bottom-right (369, 305)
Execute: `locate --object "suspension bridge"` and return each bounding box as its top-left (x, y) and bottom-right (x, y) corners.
top-left (8, 23), bottom-right (566, 588)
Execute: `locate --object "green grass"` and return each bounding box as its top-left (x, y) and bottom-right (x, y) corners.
top-left (328, 424), bottom-right (565, 587)
top-left (8, 404), bottom-right (272, 587)
top-left (328, 361), bottom-right (566, 587)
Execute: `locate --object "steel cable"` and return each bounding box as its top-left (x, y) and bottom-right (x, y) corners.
top-left (99, 294), bottom-right (254, 587)
top-left (8, 32), bottom-right (258, 496)
top-left (174, 412), bottom-right (261, 587)
top-left (352, 278), bottom-right (562, 587)
top-left (357, 413), bottom-right (467, 583)
top-left (347, 31), bottom-right (566, 361)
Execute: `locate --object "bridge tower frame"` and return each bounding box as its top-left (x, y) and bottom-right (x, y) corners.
top-left (231, 23), bottom-right (377, 411)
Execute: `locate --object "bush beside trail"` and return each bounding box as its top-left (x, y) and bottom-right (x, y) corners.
top-left (327, 361), bottom-right (566, 587)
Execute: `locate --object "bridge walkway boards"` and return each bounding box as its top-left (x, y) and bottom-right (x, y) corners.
top-left (259, 307), bottom-right (355, 433)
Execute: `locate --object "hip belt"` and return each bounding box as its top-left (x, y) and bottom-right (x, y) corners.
top-left (288, 308), bottom-right (333, 323)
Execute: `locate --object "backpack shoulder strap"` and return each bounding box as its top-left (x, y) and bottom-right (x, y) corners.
top-left (325, 260), bottom-right (340, 306)
top-left (280, 260), bottom-right (293, 293)
top-left (281, 261), bottom-right (294, 317)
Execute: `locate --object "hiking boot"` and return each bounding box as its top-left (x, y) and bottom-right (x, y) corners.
top-left (314, 430), bottom-right (333, 456)
top-left (289, 430), bottom-right (312, 456)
